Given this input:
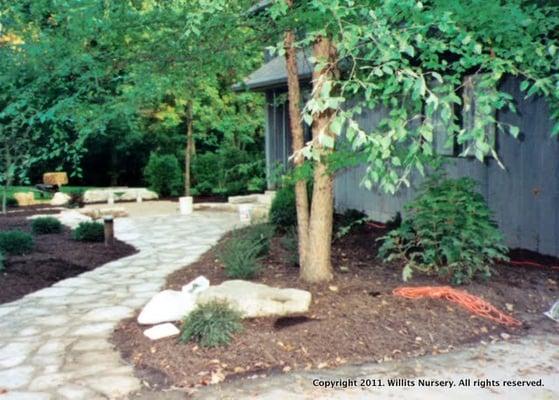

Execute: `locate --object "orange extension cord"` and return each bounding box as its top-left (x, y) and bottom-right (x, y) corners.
top-left (393, 286), bottom-right (522, 327)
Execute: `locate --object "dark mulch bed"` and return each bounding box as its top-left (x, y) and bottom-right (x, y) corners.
top-left (112, 223), bottom-right (558, 391)
top-left (0, 210), bottom-right (137, 304)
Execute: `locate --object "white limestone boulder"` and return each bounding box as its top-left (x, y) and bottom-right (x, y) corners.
top-left (138, 276), bottom-right (210, 325)
top-left (182, 276), bottom-right (210, 295)
top-left (118, 188), bottom-right (158, 202)
top-left (197, 280), bottom-right (312, 318)
top-left (137, 290), bottom-right (196, 325)
top-left (50, 192), bottom-right (71, 206)
top-left (83, 188), bottom-right (158, 204)
top-left (143, 323), bottom-right (180, 340)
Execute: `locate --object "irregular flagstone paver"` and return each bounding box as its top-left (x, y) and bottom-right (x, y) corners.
top-left (0, 211), bottom-right (239, 399)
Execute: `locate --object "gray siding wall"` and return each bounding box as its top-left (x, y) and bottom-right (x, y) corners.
top-left (265, 77), bottom-right (559, 256)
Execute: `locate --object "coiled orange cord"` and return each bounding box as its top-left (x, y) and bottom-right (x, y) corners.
top-left (393, 286), bottom-right (522, 327)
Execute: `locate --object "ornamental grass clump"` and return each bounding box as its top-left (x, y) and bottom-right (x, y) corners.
top-left (218, 224), bottom-right (274, 279)
top-left (218, 234), bottom-right (264, 279)
top-left (31, 217), bottom-right (63, 234)
top-left (379, 176), bottom-right (508, 285)
top-left (0, 230), bottom-right (34, 255)
top-left (180, 300), bottom-right (243, 348)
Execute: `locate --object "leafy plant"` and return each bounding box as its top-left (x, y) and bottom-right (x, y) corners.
top-left (180, 300), bottom-right (243, 348)
top-left (335, 209), bottom-right (369, 239)
top-left (31, 217), bottom-right (63, 234)
top-left (73, 221), bottom-right (104, 242)
top-left (0, 231), bottom-right (34, 255)
top-left (144, 153), bottom-right (183, 197)
top-left (379, 176), bottom-right (508, 285)
top-left (0, 250), bottom-right (5, 272)
top-left (218, 231), bottom-right (265, 279)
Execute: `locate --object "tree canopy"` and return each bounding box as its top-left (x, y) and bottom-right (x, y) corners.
top-left (269, 0), bottom-right (559, 193)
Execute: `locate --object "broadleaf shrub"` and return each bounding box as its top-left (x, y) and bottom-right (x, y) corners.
top-left (269, 184), bottom-right (296, 229)
top-left (218, 230), bottom-right (266, 279)
top-left (0, 251), bottom-right (5, 272)
top-left (144, 152), bottom-right (183, 197)
top-left (73, 221), bottom-right (104, 242)
top-left (180, 300), bottom-right (243, 348)
top-left (379, 176), bottom-right (508, 285)
top-left (31, 217), bottom-right (63, 234)
top-left (0, 230), bottom-right (34, 255)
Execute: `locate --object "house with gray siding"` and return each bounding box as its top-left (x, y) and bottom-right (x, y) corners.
top-left (237, 54), bottom-right (559, 257)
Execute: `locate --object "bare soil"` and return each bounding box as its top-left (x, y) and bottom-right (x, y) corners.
top-left (0, 209), bottom-right (137, 304)
top-left (112, 222), bottom-right (559, 392)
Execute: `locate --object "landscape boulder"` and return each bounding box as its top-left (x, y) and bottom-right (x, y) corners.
top-left (197, 280), bottom-right (312, 318)
top-left (138, 276), bottom-right (210, 325)
top-left (13, 192), bottom-right (35, 206)
top-left (43, 172), bottom-right (68, 186)
top-left (50, 192), bottom-right (71, 206)
top-left (83, 188), bottom-right (158, 204)
top-left (143, 323), bottom-right (180, 340)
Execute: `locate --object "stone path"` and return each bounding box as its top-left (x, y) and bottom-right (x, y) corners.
top-left (0, 211), bottom-right (239, 400)
top-left (184, 333), bottom-right (558, 400)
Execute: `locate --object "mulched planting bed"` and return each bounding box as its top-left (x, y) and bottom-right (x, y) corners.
top-left (112, 222), bottom-right (558, 392)
top-left (0, 209), bottom-right (137, 304)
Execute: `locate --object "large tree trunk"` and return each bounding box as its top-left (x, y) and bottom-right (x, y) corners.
top-left (184, 100), bottom-right (194, 197)
top-left (283, 12), bottom-right (310, 270)
top-left (300, 36), bottom-right (338, 283)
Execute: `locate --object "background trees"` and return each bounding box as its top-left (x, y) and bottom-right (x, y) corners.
top-left (0, 0), bottom-right (266, 193)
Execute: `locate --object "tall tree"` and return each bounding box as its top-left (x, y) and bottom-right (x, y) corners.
top-left (269, 0), bottom-right (559, 282)
top-left (283, 0), bottom-right (310, 273)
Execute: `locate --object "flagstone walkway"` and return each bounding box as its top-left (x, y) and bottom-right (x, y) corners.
top-left (0, 211), bottom-right (239, 400)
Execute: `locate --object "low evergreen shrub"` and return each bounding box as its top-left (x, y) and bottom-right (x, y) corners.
top-left (0, 230), bottom-right (34, 255)
top-left (31, 217), bottom-right (63, 234)
top-left (73, 221), bottom-right (104, 242)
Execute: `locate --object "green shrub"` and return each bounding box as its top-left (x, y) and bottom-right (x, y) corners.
top-left (269, 185), bottom-right (296, 229)
top-left (0, 251), bottom-right (5, 272)
top-left (335, 209), bottom-right (369, 239)
top-left (379, 176), bottom-right (508, 285)
top-left (73, 221), bottom-right (104, 242)
top-left (6, 197), bottom-right (18, 208)
top-left (180, 300), bottom-right (243, 348)
top-left (144, 152), bottom-right (183, 197)
top-left (218, 232), bottom-right (264, 279)
top-left (31, 217), bottom-right (63, 234)
top-left (0, 230), bottom-right (34, 255)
